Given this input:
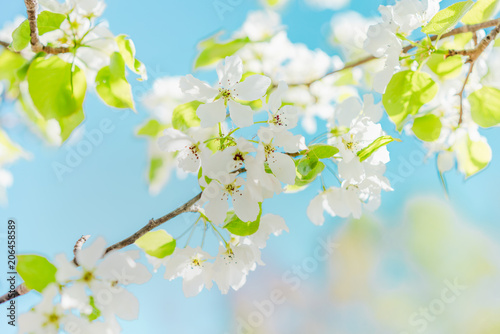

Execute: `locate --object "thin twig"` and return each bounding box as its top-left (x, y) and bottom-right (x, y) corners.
top-left (72, 235), bottom-right (91, 265)
top-left (448, 23), bottom-right (500, 62)
top-left (104, 192), bottom-right (202, 255)
top-left (458, 62), bottom-right (475, 126)
top-left (0, 283), bottom-right (30, 304)
top-left (0, 40), bottom-right (10, 48)
top-left (24, 0), bottom-right (69, 54)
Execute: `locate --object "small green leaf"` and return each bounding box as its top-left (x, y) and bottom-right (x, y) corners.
top-left (27, 57), bottom-right (87, 119)
top-left (11, 11), bottom-right (66, 51)
top-left (297, 156), bottom-right (319, 176)
top-left (95, 52), bottom-right (135, 110)
top-left (135, 230), bottom-right (176, 258)
top-left (224, 203), bottom-right (262, 236)
top-left (11, 20), bottom-right (30, 51)
top-left (295, 157), bottom-right (325, 183)
top-left (455, 135), bottom-right (491, 177)
top-left (17, 255), bottom-right (57, 293)
top-left (115, 34), bottom-right (147, 80)
top-left (427, 54), bottom-right (463, 79)
top-left (462, 0), bottom-right (500, 24)
top-left (469, 86), bottom-right (500, 127)
top-left (171, 101), bottom-right (202, 131)
top-left (136, 119), bottom-right (167, 137)
top-left (382, 70), bottom-right (438, 130)
top-left (308, 144), bottom-right (339, 159)
top-left (149, 157), bottom-right (164, 182)
top-left (357, 136), bottom-right (401, 162)
top-left (422, 0), bottom-right (474, 36)
top-left (36, 11), bottom-right (66, 35)
top-left (412, 114), bottom-right (442, 142)
top-left (195, 35), bottom-right (251, 69)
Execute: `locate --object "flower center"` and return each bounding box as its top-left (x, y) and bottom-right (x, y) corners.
top-left (82, 270), bottom-right (94, 283)
top-left (263, 143), bottom-right (275, 157)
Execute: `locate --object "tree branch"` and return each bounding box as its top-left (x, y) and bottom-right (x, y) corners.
top-left (24, 0), bottom-right (69, 54)
top-left (288, 18), bottom-right (500, 87)
top-left (0, 40), bottom-right (10, 48)
top-left (0, 283), bottom-right (30, 304)
top-left (104, 192), bottom-right (202, 255)
top-left (447, 22), bottom-right (500, 62)
top-left (0, 192), bottom-right (202, 305)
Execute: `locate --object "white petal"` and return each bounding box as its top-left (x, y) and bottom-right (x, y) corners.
top-left (196, 99), bottom-right (227, 128)
top-left (268, 152), bottom-right (296, 185)
top-left (437, 151), bottom-right (455, 172)
top-left (54, 254), bottom-right (80, 282)
top-left (179, 74), bottom-right (218, 101)
top-left (307, 193), bottom-right (326, 226)
top-left (268, 80), bottom-right (288, 112)
top-left (107, 289), bottom-right (140, 321)
top-left (217, 55), bottom-right (243, 88)
top-left (232, 188), bottom-right (260, 222)
top-left (178, 149), bottom-right (201, 173)
top-left (203, 183), bottom-right (229, 225)
top-left (158, 128), bottom-right (192, 152)
top-left (77, 237), bottom-right (106, 270)
top-left (233, 74), bottom-right (271, 101)
top-left (228, 100), bottom-right (253, 128)
top-left (273, 131), bottom-right (306, 153)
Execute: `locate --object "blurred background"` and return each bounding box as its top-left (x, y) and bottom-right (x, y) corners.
top-left (1, 0), bottom-right (500, 333)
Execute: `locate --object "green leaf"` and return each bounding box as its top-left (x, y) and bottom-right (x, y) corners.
top-left (172, 101), bottom-right (202, 131)
top-left (36, 11), bottom-right (66, 35)
top-left (297, 156), bottom-right (319, 176)
top-left (422, 1), bottom-right (474, 36)
top-left (135, 230), bottom-right (176, 258)
top-left (195, 35), bottom-right (251, 69)
top-left (149, 157), bottom-right (164, 182)
top-left (295, 157), bottom-right (325, 183)
top-left (427, 54), bottom-right (463, 79)
top-left (0, 50), bottom-right (27, 93)
top-left (382, 70), bottom-right (438, 130)
top-left (95, 52), bottom-right (135, 110)
top-left (27, 57), bottom-right (87, 119)
top-left (308, 144), bottom-right (339, 159)
top-left (412, 114), bottom-right (442, 142)
top-left (58, 108), bottom-right (85, 142)
top-left (136, 119), bottom-right (167, 137)
top-left (11, 11), bottom-right (66, 51)
top-left (11, 21), bottom-right (30, 52)
top-left (357, 136), bottom-right (401, 162)
top-left (224, 203), bottom-right (262, 236)
top-left (115, 34), bottom-right (147, 80)
top-left (469, 86), bottom-right (500, 127)
top-left (16, 255), bottom-right (57, 293)
top-left (455, 135), bottom-right (491, 177)
top-left (462, 0), bottom-right (500, 24)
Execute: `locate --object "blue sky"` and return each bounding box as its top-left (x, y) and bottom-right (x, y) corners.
top-left (1, 0), bottom-right (500, 333)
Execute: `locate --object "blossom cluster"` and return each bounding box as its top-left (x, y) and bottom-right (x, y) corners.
top-left (19, 238), bottom-right (151, 334)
